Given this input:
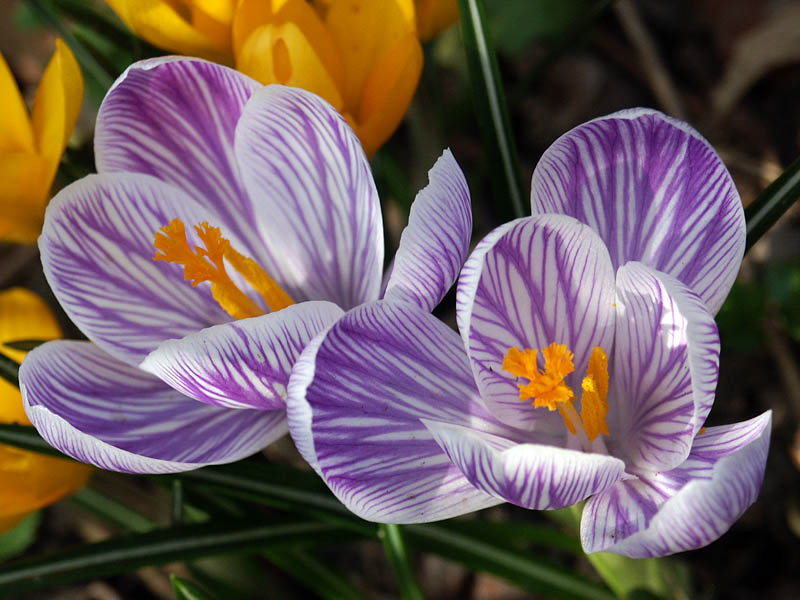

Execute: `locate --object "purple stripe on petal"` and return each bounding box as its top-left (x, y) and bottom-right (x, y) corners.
top-left (235, 85), bottom-right (383, 309)
top-left (457, 215), bottom-right (616, 431)
top-left (40, 173), bottom-right (232, 364)
top-left (531, 108), bottom-right (745, 314)
top-left (96, 58), bottom-right (262, 253)
top-left (385, 149), bottom-right (472, 311)
top-left (424, 420), bottom-right (624, 510)
top-left (609, 263), bottom-right (707, 473)
top-left (287, 300), bottom-right (517, 523)
top-left (142, 301), bottom-right (344, 410)
top-left (20, 341), bottom-right (286, 473)
top-left (582, 412), bottom-right (771, 557)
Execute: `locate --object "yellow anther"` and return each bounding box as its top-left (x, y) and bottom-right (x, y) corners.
top-left (154, 219), bottom-right (294, 320)
top-left (502, 343), bottom-right (610, 444)
top-left (580, 347), bottom-right (609, 441)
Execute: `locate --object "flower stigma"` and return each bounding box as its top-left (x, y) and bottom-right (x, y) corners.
top-left (153, 218), bottom-right (294, 320)
top-left (502, 344), bottom-right (609, 442)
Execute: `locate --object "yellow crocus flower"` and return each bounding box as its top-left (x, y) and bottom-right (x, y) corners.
top-left (105, 0), bottom-right (236, 64)
top-left (0, 40), bottom-right (83, 244)
top-left (234, 0), bottom-right (423, 156)
top-left (415, 0), bottom-right (458, 41)
top-left (0, 288), bottom-right (92, 534)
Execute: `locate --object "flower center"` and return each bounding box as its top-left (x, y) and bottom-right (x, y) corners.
top-left (502, 343), bottom-right (609, 442)
top-left (153, 218), bottom-right (294, 320)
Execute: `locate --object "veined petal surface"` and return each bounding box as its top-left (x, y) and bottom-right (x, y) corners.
top-left (20, 341), bottom-right (285, 474)
top-left (95, 58), bottom-right (264, 253)
top-left (384, 149), bottom-right (472, 311)
top-left (424, 420), bottom-right (625, 510)
top-left (287, 300), bottom-right (513, 523)
top-left (40, 173), bottom-right (231, 364)
top-left (142, 301), bottom-right (344, 410)
top-left (235, 85), bottom-right (383, 308)
top-left (457, 215), bottom-right (616, 430)
top-left (530, 109), bottom-right (744, 314)
top-left (582, 412), bottom-right (771, 557)
top-left (609, 263), bottom-right (719, 473)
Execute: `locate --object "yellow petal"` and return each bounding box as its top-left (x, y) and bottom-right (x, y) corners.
top-left (0, 53), bottom-right (34, 154)
top-left (352, 31), bottom-right (422, 156)
top-left (0, 443), bottom-right (91, 533)
top-left (323, 0), bottom-right (417, 112)
top-left (415, 0), bottom-right (458, 41)
top-left (30, 39), bottom-right (83, 189)
top-left (106, 0), bottom-right (234, 63)
top-left (0, 152), bottom-right (49, 243)
top-left (0, 288), bottom-right (62, 368)
top-left (237, 20), bottom-right (344, 111)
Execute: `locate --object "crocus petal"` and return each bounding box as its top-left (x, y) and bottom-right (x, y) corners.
top-left (235, 85), bottom-right (383, 308)
top-left (530, 108), bottom-right (744, 314)
top-left (20, 341), bottom-right (285, 474)
top-left (424, 420), bottom-right (625, 510)
top-left (95, 58), bottom-right (265, 254)
top-left (384, 149), bottom-right (472, 311)
top-left (0, 52), bottom-right (35, 153)
top-left (141, 301), bottom-right (344, 410)
top-left (582, 412), bottom-right (771, 557)
top-left (457, 215), bottom-right (616, 430)
top-left (287, 300), bottom-right (513, 523)
top-left (40, 172), bottom-right (232, 365)
top-left (610, 263), bottom-right (719, 473)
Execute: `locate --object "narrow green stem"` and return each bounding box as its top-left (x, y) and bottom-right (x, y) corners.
top-left (457, 0), bottom-right (525, 218)
top-left (379, 524), bottom-right (425, 600)
top-left (745, 154), bottom-right (800, 252)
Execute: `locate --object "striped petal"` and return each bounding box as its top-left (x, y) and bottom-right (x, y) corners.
top-left (581, 412), bottom-right (771, 557)
top-left (287, 300), bottom-right (515, 523)
top-left (20, 341), bottom-right (285, 474)
top-left (457, 215), bottom-right (616, 431)
top-left (234, 85), bottom-right (383, 309)
top-left (40, 173), bottom-right (231, 365)
top-left (424, 420), bottom-right (625, 510)
top-left (384, 149), bottom-right (472, 311)
top-left (95, 58), bottom-right (264, 254)
top-left (531, 109), bottom-right (744, 314)
top-left (141, 301), bottom-right (344, 410)
top-left (609, 263), bottom-right (719, 473)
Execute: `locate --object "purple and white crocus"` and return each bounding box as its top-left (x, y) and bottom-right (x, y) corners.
top-left (18, 57), bottom-right (472, 474)
top-left (288, 109), bottom-right (771, 557)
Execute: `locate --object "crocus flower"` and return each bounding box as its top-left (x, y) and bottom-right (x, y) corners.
top-left (233, 0), bottom-right (423, 156)
top-left (415, 0), bottom-right (458, 41)
top-left (0, 40), bottom-right (83, 243)
top-left (0, 288), bottom-right (91, 533)
top-left (19, 57), bottom-right (472, 475)
top-left (288, 109), bottom-right (772, 557)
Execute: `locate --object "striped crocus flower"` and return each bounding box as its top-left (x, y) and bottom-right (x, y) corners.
top-left (288, 110), bottom-right (771, 557)
top-left (19, 57), bottom-right (472, 474)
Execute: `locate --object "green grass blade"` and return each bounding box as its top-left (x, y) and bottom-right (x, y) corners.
top-left (379, 524), bottom-right (424, 600)
top-left (172, 574), bottom-right (220, 600)
top-left (745, 154), bottom-right (800, 252)
top-left (0, 354), bottom-right (20, 388)
top-left (0, 520), bottom-right (359, 596)
top-left (264, 548), bottom-right (373, 600)
top-left (0, 424), bottom-right (66, 458)
top-left (457, 0), bottom-right (526, 218)
top-left (405, 523), bottom-right (613, 600)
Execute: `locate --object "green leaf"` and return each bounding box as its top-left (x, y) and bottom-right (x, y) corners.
top-left (405, 524), bottom-right (613, 600)
top-left (745, 154), bottom-right (800, 252)
top-left (0, 519), bottom-right (362, 596)
top-left (2, 340), bottom-right (47, 352)
top-left (457, 0), bottom-right (525, 219)
top-left (584, 552), bottom-right (690, 600)
top-left (715, 281), bottom-right (767, 353)
top-left (263, 548), bottom-right (373, 600)
top-left (766, 261), bottom-right (800, 340)
top-left (487, 0), bottom-right (588, 55)
top-left (378, 524), bottom-right (424, 600)
top-left (0, 354), bottom-right (20, 388)
top-left (172, 574), bottom-right (220, 600)
top-left (70, 487), bottom-right (156, 534)
top-left (0, 514), bottom-right (41, 562)
top-left (0, 424), bottom-right (66, 459)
